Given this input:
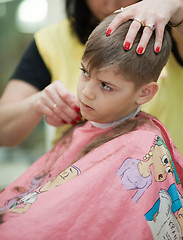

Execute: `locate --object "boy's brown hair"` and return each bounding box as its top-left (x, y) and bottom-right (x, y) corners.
top-left (82, 13), bottom-right (172, 88)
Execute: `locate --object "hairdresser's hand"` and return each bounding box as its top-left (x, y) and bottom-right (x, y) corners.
top-left (107, 0), bottom-right (182, 54)
top-left (35, 81), bottom-right (81, 126)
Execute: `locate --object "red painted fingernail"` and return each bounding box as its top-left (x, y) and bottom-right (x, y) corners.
top-left (137, 47), bottom-right (144, 54)
top-left (62, 120), bottom-right (67, 124)
top-left (75, 116), bottom-right (82, 121)
top-left (71, 120), bottom-right (77, 125)
top-left (155, 47), bottom-right (160, 53)
top-left (73, 105), bottom-right (80, 113)
top-left (124, 42), bottom-right (131, 50)
top-left (106, 28), bottom-right (111, 36)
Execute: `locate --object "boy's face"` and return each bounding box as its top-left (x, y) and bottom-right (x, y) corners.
top-left (77, 62), bottom-right (139, 123)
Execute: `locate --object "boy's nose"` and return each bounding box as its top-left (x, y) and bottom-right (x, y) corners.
top-left (82, 83), bottom-right (96, 100)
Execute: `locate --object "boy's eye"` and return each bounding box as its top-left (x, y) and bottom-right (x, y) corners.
top-left (101, 82), bottom-right (112, 91)
top-left (80, 67), bottom-right (89, 77)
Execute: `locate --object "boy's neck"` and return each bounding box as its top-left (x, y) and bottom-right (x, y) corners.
top-left (90, 106), bottom-right (142, 129)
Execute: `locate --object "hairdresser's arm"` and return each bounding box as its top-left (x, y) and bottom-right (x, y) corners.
top-left (0, 80), bottom-right (42, 146)
top-left (0, 80), bottom-right (79, 146)
top-left (107, 0), bottom-right (183, 55)
top-left (167, 0), bottom-right (183, 60)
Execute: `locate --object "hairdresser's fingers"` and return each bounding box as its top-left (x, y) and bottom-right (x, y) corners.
top-left (51, 99), bottom-right (81, 124)
top-left (135, 25), bottom-right (154, 54)
top-left (45, 115), bottom-right (67, 127)
top-left (36, 100), bottom-right (54, 116)
top-left (35, 89), bottom-right (59, 117)
top-left (39, 95), bottom-right (80, 126)
top-left (135, 10), bottom-right (167, 54)
top-left (106, 8), bottom-right (133, 35)
top-left (135, 19), bottom-right (166, 54)
top-left (35, 94), bottom-right (70, 124)
top-left (123, 19), bottom-right (143, 51)
top-left (43, 81), bottom-right (81, 124)
top-left (54, 81), bottom-right (81, 122)
top-left (35, 81), bottom-right (81, 125)
top-left (43, 81), bottom-right (78, 113)
top-left (56, 82), bottom-right (79, 113)
top-left (153, 24), bottom-right (165, 53)
top-left (46, 91), bottom-right (77, 123)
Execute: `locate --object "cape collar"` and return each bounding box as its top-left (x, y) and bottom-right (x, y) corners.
top-left (90, 106), bottom-right (141, 129)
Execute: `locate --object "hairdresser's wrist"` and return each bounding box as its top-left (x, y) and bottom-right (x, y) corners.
top-left (169, 0), bottom-right (183, 27)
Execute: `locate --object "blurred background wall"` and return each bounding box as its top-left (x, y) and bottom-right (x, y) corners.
top-left (0, 0), bottom-right (65, 189)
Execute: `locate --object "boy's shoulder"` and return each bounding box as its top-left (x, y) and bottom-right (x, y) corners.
top-left (127, 112), bottom-right (183, 169)
top-left (131, 112), bottom-right (174, 153)
top-left (101, 112), bottom-right (176, 161)
top-left (136, 112), bottom-right (169, 138)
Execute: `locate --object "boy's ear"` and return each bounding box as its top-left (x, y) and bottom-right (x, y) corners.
top-left (135, 82), bottom-right (158, 105)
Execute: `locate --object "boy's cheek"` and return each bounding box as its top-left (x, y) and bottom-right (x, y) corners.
top-left (77, 82), bottom-right (82, 98)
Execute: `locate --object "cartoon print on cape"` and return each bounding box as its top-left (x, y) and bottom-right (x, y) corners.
top-left (116, 136), bottom-right (180, 202)
top-left (0, 165), bottom-right (81, 214)
top-left (0, 173), bottom-right (46, 213)
top-left (145, 184), bottom-right (183, 239)
top-left (116, 135), bottom-right (183, 238)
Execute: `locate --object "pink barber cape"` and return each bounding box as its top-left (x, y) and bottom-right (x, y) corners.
top-left (0, 113), bottom-right (183, 240)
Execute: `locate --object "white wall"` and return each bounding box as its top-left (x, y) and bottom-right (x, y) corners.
top-left (46, 0), bottom-right (66, 24)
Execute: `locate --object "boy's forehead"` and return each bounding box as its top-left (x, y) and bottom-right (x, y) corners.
top-left (82, 61), bottom-right (133, 85)
top-left (96, 65), bottom-right (121, 77)
top-left (82, 60), bottom-right (121, 75)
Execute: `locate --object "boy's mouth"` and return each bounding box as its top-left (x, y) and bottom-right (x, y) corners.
top-left (80, 101), bottom-right (94, 111)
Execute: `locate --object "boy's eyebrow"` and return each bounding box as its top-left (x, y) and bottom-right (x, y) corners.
top-left (80, 62), bottom-right (87, 70)
top-left (97, 73), bottom-right (120, 88)
top-left (81, 62), bottom-right (119, 88)
top-left (97, 78), bottom-right (118, 88)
